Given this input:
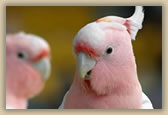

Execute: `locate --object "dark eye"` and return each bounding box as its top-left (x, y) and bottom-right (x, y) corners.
top-left (17, 52), bottom-right (26, 59)
top-left (106, 47), bottom-right (113, 54)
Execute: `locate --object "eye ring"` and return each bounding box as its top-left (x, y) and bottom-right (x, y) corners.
top-left (106, 47), bottom-right (113, 54)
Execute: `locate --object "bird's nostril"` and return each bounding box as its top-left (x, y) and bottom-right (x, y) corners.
top-left (87, 70), bottom-right (92, 76)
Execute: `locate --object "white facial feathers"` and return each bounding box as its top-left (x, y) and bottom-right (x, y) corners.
top-left (73, 22), bottom-right (105, 50)
top-left (8, 32), bottom-right (50, 57)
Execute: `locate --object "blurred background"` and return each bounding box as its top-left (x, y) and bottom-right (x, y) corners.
top-left (6, 6), bottom-right (162, 109)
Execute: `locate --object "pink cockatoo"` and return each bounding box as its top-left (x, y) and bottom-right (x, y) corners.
top-left (59, 6), bottom-right (153, 109)
top-left (6, 32), bottom-right (51, 109)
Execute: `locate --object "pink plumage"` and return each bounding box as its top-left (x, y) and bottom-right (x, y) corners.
top-left (65, 23), bottom-right (142, 109)
top-left (59, 6), bottom-right (153, 109)
top-left (6, 32), bottom-right (51, 109)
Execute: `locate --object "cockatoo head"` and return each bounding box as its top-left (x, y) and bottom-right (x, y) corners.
top-left (6, 32), bottom-right (51, 98)
top-left (73, 6), bottom-right (144, 95)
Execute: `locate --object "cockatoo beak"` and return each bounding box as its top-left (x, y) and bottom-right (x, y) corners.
top-left (33, 57), bottom-right (51, 80)
top-left (76, 52), bottom-right (96, 79)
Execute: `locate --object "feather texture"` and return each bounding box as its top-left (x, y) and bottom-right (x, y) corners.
top-left (59, 91), bottom-right (153, 109)
top-left (127, 6), bottom-right (144, 40)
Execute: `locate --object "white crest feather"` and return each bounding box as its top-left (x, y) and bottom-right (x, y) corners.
top-left (127, 6), bottom-right (144, 40)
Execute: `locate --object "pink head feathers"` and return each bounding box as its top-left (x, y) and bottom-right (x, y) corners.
top-left (65, 6), bottom-right (144, 109)
top-left (96, 6), bottom-right (144, 40)
top-left (6, 32), bottom-right (51, 109)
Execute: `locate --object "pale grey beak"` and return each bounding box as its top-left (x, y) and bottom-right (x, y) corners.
top-left (33, 57), bottom-right (51, 80)
top-left (76, 52), bottom-right (96, 79)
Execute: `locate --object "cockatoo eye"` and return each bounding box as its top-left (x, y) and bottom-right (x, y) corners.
top-left (17, 52), bottom-right (28, 59)
top-left (105, 46), bottom-right (113, 54)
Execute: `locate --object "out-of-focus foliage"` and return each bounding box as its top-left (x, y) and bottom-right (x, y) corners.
top-left (6, 6), bottom-right (162, 109)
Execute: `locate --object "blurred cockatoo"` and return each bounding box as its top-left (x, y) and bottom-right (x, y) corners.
top-left (59, 6), bottom-right (153, 109)
top-left (6, 32), bottom-right (51, 109)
